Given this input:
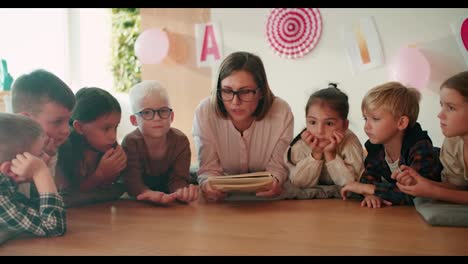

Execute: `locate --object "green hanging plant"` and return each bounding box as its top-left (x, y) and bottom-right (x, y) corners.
top-left (111, 8), bottom-right (141, 93)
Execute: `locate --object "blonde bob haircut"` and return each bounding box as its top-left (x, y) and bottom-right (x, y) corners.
top-left (210, 51), bottom-right (275, 121)
top-left (361, 82), bottom-right (421, 127)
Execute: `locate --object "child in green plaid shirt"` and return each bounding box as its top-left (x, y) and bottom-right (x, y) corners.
top-left (0, 113), bottom-right (66, 244)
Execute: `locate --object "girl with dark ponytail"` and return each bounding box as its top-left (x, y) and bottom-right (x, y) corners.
top-left (285, 83), bottom-right (364, 191)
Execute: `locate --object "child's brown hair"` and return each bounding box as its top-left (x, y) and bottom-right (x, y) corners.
top-left (211, 51), bottom-right (275, 121)
top-left (440, 71), bottom-right (468, 100)
top-left (305, 83), bottom-right (349, 120)
top-left (12, 69), bottom-right (75, 115)
top-left (0, 113), bottom-right (43, 163)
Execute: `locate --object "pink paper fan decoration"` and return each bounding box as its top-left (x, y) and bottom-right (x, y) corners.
top-left (461, 17), bottom-right (468, 51)
top-left (266, 8), bottom-right (322, 59)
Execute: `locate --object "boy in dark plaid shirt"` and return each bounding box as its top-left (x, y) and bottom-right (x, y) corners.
top-left (341, 82), bottom-right (442, 208)
top-left (0, 113), bottom-right (66, 244)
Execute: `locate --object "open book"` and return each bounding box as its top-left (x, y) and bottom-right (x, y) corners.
top-left (207, 171), bottom-right (274, 192)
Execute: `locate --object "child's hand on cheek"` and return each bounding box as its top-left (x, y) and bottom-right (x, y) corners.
top-left (323, 130), bottom-right (344, 161)
top-left (301, 130), bottom-right (314, 145)
top-left (10, 152), bottom-right (49, 181)
top-left (302, 130), bottom-right (324, 160)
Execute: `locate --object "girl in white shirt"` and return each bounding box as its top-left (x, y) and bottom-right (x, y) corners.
top-left (286, 83), bottom-right (364, 190)
top-left (192, 51), bottom-right (293, 202)
top-left (393, 71), bottom-right (468, 204)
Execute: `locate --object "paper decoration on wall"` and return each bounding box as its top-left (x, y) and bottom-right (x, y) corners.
top-left (266, 8), bottom-right (322, 59)
top-left (195, 22), bottom-right (223, 68)
top-left (451, 16), bottom-right (468, 66)
top-left (0, 59), bottom-right (13, 91)
top-left (342, 16), bottom-right (384, 75)
top-left (388, 46), bottom-right (431, 91)
top-left (134, 28), bottom-right (169, 64)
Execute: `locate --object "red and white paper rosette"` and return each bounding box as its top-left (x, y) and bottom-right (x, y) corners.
top-left (266, 8), bottom-right (322, 59)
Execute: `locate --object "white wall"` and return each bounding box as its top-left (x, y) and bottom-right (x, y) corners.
top-left (211, 8), bottom-right (468, 147)
top-left (69, 9), bottom-right (133, 144)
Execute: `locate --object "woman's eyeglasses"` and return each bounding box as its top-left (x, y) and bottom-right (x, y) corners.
top-left (217, 88), bottom-right (259, 102)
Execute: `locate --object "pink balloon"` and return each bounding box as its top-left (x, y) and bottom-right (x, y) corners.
top-left (135, 28), bottom-right (169, 64)
top-left (388, 47), bottom-right (431, 90)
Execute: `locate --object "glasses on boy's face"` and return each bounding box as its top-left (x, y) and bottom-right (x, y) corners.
top-left (217, 88), bottom-right (259, 102)
top-left (136, 107), bottom-right (173, 120)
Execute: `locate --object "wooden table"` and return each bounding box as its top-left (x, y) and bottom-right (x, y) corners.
top-left (1, 198), bottom-right (467, 255)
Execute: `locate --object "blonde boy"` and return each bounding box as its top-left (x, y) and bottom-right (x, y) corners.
top-left (341, 82), bottom-right (442, 208)
top-left (122, 80), bottom-right (198, 205)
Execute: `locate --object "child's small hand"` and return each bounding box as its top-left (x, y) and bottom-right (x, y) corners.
top-left (391, 165), bottom-right (417, 186)
top-left (395, 165), bottom-right (434, 197)
top-left (10, 152), bottom-right (49, 182)
top-left (301, 130), bottom-right (323, 160)
top-left (110, 145), bottom-right (127, 171)
top-left (96, 146), bottom-right (127, 180)
top-left (323, 130), bottom-right (345, 160)
top-left (175, 184), bottom-right (199, 203)
top-left (137, 190), bottom-right (177, 205)
top-left (300, 130), bottom-right (314, 146)
top-left (341, 181), bottom-right (376, 199)
top-left (340, 181), bottom-right (362, 199)
top-left (361, 195), bottom-right (392, 208)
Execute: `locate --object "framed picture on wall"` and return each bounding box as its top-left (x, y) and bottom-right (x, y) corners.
top-left (342, 16), bottom-right (384, 75)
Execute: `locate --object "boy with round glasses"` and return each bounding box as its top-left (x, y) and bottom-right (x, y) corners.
top-left (122, 80), bottom-right (198, 205)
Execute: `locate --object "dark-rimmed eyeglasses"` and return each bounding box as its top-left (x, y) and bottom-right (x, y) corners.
top-left (217, 88), bottom-right (259, 102)
top-left (136, 107), bottom-right (173, 120)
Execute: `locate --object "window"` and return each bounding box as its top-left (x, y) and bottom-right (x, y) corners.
top-left (0, 8), bottom-right (113, 93)
top-left (0, 8), bottom-right (68, 84)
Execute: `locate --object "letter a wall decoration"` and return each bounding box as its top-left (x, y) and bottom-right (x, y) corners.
top-left (195, 22), bottom-right (223, 67)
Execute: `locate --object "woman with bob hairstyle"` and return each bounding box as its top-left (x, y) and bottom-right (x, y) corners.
top-left (192, 51), bottom-right (294, 202)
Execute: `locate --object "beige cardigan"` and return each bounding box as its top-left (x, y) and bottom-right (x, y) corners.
top-left (440, 136), bottom-right (468, 188)
top-left (285, 129), bottom-right (364, 187)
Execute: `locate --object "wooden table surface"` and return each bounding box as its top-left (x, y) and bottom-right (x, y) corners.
top-left (1, 198), bottom-right (467, 255)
